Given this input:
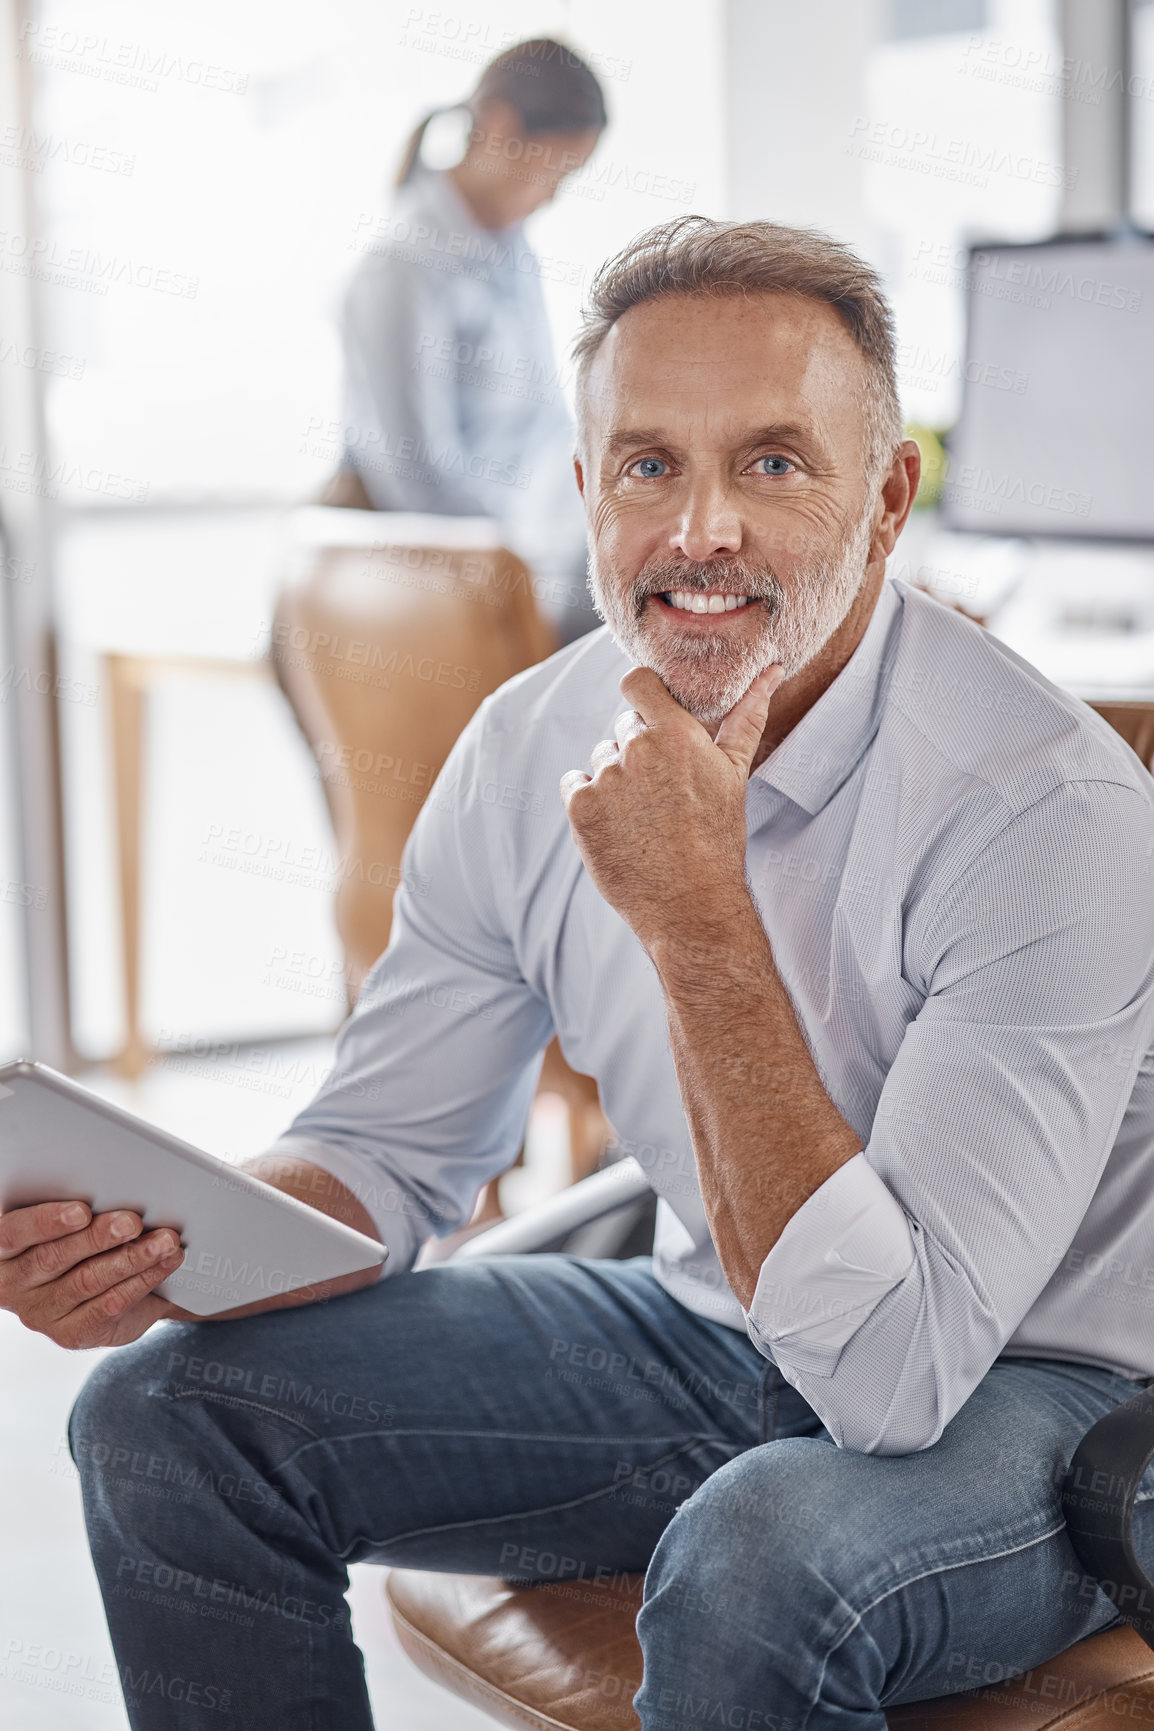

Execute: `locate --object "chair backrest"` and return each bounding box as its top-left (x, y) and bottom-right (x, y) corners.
top-left (273, 510), bottom-right (557, 996)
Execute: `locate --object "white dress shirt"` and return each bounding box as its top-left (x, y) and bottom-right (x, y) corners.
top-left (268, 578), bottom-right (1154, 1455)
top-left (339, 165), bottom-right (588, 627)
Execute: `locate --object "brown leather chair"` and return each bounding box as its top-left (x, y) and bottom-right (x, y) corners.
top-left (386, 1573), bottom-right (1154, 1730)
top-left (381, 695), bottom-right (1154, 1727)
top-left (271, 505), bottom-right (610, 1191)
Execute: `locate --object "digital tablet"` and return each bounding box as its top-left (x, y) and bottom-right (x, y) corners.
top-left (0, 1059), bottom-right (387, 1316)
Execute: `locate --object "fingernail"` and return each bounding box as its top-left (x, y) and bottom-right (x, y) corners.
top-left (144, 1233), bottom-right (174, 1259)
top-left (61, 1204), bottom-right (87, 1227)
top-left (109, 1213), bottom-right (137, 1240)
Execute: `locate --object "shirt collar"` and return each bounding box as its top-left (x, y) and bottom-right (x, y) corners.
top-left (750, 578), bottom-right (903, 815)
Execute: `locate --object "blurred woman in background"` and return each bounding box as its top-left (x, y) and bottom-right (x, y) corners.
top-left (333, 39), bottom-right (607, 644)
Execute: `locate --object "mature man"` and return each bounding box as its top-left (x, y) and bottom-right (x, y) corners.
top-left (7, 217), bottom-right (1154, 1729)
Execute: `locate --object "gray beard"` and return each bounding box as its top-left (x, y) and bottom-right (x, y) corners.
top-left (586, 508), bottom-right (875, 724)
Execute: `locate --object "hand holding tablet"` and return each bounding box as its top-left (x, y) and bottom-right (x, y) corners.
top-left (0, 1061), bottom-right (387, 1349)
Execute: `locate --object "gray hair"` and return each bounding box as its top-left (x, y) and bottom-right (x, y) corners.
top-left (573, 216), bottom-right (903, 482)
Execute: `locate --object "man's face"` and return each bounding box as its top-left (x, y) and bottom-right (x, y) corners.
top-left (577, 292), bottom-right (886, 723)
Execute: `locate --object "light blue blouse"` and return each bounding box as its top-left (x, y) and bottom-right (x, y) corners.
top-left (339, 166), bottom-right (590, 636)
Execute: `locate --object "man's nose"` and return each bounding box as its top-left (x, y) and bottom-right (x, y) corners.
top-left (669, 481), bottom-right (743, 564)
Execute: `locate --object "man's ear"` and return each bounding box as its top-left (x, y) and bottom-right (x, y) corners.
top-left (868, 439), bottom-right (921, 566)
top-left (573, 454), bottom-right (586, 498)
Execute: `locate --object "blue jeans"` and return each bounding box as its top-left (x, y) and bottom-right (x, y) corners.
top-left (68, 1254), bottom-right (1150, 1729)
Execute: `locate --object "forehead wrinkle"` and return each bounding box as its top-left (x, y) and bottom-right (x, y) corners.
top-left (593, 362), bottom-right (842, 453)
top-left (603, 291), bottom-right (863, 375)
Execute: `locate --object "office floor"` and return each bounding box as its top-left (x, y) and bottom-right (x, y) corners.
top-left (0, 1040), bottom-right (495, 1730)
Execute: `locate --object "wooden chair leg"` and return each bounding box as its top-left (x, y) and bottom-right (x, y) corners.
top-left (108, 655), bottom-right (149, 1078)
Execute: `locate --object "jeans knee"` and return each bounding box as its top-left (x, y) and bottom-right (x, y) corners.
top-left (68, 1328), bottom-right (205, 1482)
top-left (644, 1439), bottom-right (843, 1625)
top-left (638, 1440), bottom-right (886, 1727)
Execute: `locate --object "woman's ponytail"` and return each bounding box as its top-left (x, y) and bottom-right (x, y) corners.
top-left (394, 110), bottom-right (440, 188)
top-left (394, 40), bottom-right (606, 189)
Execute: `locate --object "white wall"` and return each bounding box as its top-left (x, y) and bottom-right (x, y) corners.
top-left (723, 0), bottom-right (885, 258)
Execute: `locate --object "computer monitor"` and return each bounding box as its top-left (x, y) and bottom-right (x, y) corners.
top-left (941, 236), bottom-right (1154, 541)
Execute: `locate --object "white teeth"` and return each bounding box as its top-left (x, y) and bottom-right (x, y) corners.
top-left (663, 591), bottom-right (751, 612)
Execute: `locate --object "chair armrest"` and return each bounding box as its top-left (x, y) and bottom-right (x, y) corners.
top-left (1061, 1385), bottom-right (1154, 1647)
top-left (450, 1159), bottom-right (651, 1260)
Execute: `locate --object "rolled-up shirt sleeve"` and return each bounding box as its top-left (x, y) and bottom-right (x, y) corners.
top-left (263, 700), bottom-right (553, 1271)
top-left (745, 778), bottom-right (1154, 1456)
top-left (747, 1153), bottom-right (916, 1364)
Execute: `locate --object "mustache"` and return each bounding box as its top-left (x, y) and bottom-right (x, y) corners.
top-left (628, 558), bottom-right (784, 614)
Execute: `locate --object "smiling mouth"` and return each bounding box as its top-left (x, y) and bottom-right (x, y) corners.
top-left (656, 590), bottom-right (758, 615)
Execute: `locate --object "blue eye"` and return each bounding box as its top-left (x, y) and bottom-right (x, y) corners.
top-left (753, 456), bottom-right (794, 476)
top-left (630, 457), bottom-right (667, 478)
